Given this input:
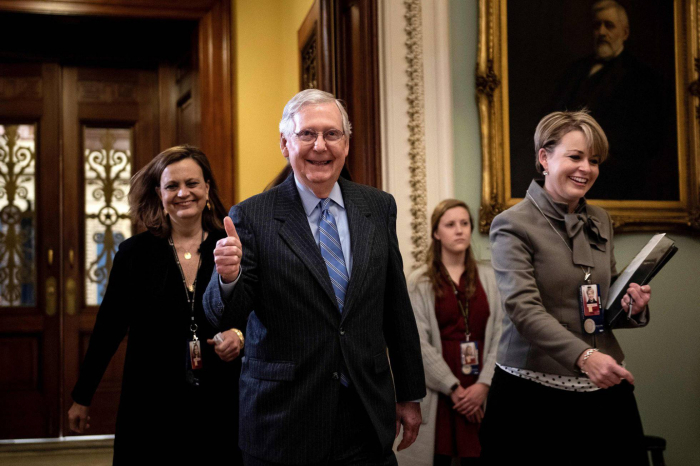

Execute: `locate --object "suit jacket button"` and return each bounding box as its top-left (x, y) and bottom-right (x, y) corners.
top-left (332, 372), bottom-right (339, 380)
top-left (339, 328), bottom-right (345, 335)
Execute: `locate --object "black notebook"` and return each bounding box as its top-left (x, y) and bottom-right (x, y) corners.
top-left (605, 233), bottom-right (677, 326)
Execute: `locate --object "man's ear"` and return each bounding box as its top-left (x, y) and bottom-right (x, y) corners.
top-left (280, 134), bottom-right (289, 158)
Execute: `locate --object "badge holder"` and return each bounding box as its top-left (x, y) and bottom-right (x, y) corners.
top-left (189, 326), bottom-right (203, 370)
top-left (460, 339), bottom-right (480, 375)
top-left (579, 283), bottom-right (605, 334)
top-left (448, 276), bottom-right (481, 376)
top-left (187, 324), bottom-right (202, 387)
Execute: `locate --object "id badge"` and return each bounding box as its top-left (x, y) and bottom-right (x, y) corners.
top-left (189, 340), bottom-right (203, 370)
top-left (579, 284), bottom-right (605, 334)
top-left (460, 341), bottom-right (480, 375)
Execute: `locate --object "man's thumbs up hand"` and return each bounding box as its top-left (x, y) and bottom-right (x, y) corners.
top-left (214, 216), bottom-right (243, 283)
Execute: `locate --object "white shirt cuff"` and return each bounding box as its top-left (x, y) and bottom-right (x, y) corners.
top-left (218, 269), bottom-right (241, 300)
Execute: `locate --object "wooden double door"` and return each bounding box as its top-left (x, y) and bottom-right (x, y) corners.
top-left (0, 63), bottom-right (163, 439)
top-left (0, 0), bottom-right (234, 440)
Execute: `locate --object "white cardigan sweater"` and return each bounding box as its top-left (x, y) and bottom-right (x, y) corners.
top-left (395, 262), bottom-right (503, 465)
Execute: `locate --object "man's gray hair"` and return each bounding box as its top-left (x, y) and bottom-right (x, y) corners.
top-left (592, 0), bottom-right (629, 29)
top-left (279, 89), bottom-right (352, 138)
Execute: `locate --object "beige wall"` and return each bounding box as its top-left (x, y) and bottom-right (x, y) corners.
top-left (233, 0), bottom-right (314, 201)
top-left (449, 1), bottom-right (700, 464)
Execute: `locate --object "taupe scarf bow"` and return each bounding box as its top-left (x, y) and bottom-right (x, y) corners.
top-left (564, 213), bottom-right (608, 267)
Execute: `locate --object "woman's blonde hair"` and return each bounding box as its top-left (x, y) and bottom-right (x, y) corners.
top-left (425, 199), bottom-right (477, 299)
top-left (534, 110), bottom-right (609, 173)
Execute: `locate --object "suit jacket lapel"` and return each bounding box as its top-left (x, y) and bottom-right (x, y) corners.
top-left (274, 176), bottom-right (338, 311)
top-left (339, 178), bottom-right (374, 322)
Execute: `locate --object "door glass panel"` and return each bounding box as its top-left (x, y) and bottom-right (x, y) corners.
top-left (84, 128), bottom-right (133, 306)
top-left (0, 124), bottom-right (36, 307)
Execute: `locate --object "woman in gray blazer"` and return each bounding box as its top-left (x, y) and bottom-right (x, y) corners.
top-left (396, 199), bottom-right (502, 466)
top-left (480, 111), bottom-right (652, 465)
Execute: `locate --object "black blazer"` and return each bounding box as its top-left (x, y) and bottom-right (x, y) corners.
top-left (204, 175), bottom-right (425, 464)
top-left (72, 231), bottom-right (242, 464)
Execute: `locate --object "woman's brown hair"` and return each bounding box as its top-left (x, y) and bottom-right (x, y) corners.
top-left (425, 199), bottom-right (478, 298)
top-left (129, 145), bottom-right (227, 237)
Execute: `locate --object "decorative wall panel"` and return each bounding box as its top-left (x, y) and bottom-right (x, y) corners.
top-left (84, 128), bottom-right (133, 306)
top-left (0, 124), bottom-right (36, 307)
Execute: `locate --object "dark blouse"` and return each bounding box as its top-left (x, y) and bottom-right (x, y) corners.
top-left (72, 230), bottom-right (243, 465)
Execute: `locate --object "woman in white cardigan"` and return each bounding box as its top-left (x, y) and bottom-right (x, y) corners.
top-left (396, 199), bottom-right (502, 466)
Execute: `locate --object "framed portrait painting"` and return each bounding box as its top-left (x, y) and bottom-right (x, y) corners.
top-left (476, 0), bottom-right (700, 233)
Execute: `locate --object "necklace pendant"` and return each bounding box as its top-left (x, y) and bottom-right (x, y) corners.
top-left (188, 284), bottom-right (194, 293)
top-left (184, 252), bottom-right (192, 260)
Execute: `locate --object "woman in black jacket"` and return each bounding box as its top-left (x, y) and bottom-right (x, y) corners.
top-left (68, 145), bottom-right (244, 464)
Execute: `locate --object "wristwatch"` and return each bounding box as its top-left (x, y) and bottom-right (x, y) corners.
top-left (231, 328), bottom-right (245, 350)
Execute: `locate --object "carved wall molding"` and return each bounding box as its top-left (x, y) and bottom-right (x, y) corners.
top-left (403, 0), bottom-right (428, 266)
top-left (475, 59), bottom-right (500, 103)
top-left (0, 77), bottom-right (42, 100)
top-left (690, 57), bottom-right (700, 121)
top-left (78, 81), bottom-right (138, 103)
top-left (301, 30), bottom-right (318, 90)
top-left (379, 0), bottom-right (455, 272)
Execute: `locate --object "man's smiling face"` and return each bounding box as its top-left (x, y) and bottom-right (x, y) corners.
top-left (281, 102), bottom-right (349, 198)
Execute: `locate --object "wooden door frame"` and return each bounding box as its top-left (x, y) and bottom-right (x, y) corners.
top-left (334, 0), bottom-right (381, 189)
top-left (0, 0), bottom-right (237, 207)
top-left (297, 0), bottom-right (382, 189)
top-left (0, 63), bottom-right (62, 439)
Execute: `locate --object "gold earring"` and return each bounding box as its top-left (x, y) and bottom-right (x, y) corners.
top-left (206, 200), bottom-right (211, 210)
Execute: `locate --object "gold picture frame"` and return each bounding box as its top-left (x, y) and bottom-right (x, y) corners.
top-left (476, 0), bottom-right (700, 233)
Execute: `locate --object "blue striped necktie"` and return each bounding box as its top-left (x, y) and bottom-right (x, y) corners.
top-left (319, 198), bottom-right (350, 387)
top-left (319, 198), bottom-right (349, 313)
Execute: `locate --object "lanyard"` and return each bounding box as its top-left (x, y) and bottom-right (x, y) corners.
top-left (168, 231), bottom-right (204, 340)
top-left (447, 274), bottom-right (470, 341)
top-left (527, 191), bottom-right (591, 284)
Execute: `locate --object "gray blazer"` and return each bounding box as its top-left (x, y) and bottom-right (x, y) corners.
top-left (489, 180), bottom-right (647, 376)
top-left (203, 175), bottom-right (425, 464)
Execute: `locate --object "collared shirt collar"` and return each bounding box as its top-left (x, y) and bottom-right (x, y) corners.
top-left (293, 175), bottom-right (345, 217)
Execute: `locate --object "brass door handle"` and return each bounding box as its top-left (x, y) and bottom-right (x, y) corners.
top-left (46, 277), bottom-right (57, 316)
top-left (69, 249), bottom-right (75, 268)
top-left (48, 249), bottom-right (54, 266)
top-left (65, 278), bottom-right (77, 316)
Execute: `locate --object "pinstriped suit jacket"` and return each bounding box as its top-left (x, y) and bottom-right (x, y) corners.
top-left (203, 175), bottom-right (425, 464)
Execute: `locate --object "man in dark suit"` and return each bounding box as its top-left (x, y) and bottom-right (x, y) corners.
top-left (551, 0), bottom-right (677, 201)
top-left (203, 89), bottom-right (425, 465)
